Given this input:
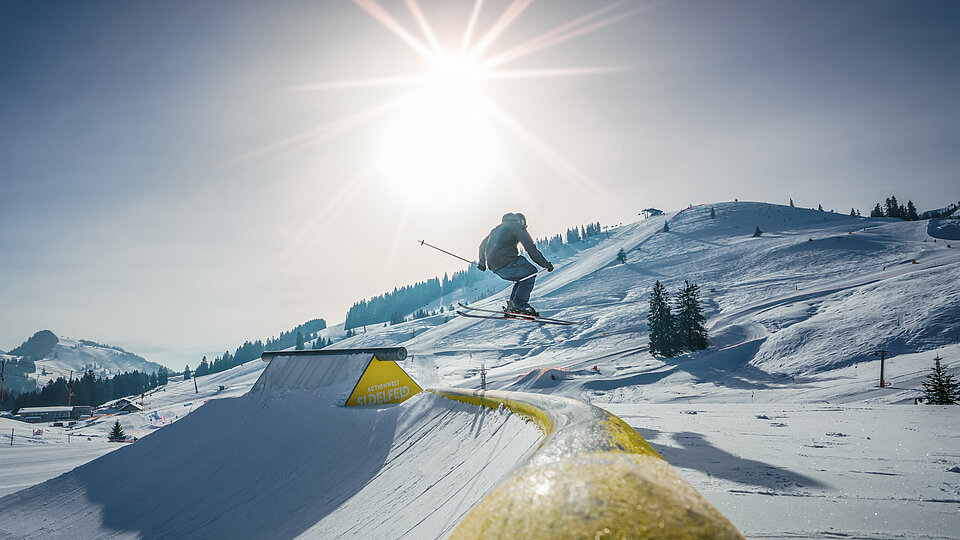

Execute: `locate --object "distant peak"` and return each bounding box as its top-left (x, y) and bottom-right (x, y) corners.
top-left (34, 329), bottom-right (58, 341)
top-left (9, 329), bottom-right (59, 359)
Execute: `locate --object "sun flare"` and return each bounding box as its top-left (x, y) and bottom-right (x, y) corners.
top-left (378, 52), bottom-right (497, 206)
top-left (274, 0), bottom-right (636, 211)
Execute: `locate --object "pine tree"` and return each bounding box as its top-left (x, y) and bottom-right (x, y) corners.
top-left (109, 420), bottom-right (126, 442)
top-left (196, 356), bottom-right (209, 377)
top-left (675, 281), bottom-right (708, 353)
top-left (922, 355), bottom-right (959, 405)
top-left (818, 204), bottom-right (824, 212)
top-left (183, 365), bottom-right (191, 380)
top-left (905, 200), bottom-right (919, 221)
top-left (647, 281), bottom-right (676, 357)
top-left (710, 207), bottom-right (716, 219)
top-left (850, 208), bottom-right (857, 216)
top-left (870, 203), bottom-right (884, 217)
top-left (885, 196), bottom-right (900, 218)
top-left (616, 248), bottom-right (627, 264)
top-left (663, 221), bottom-right (670, 233)
top-left (753, 226), bottom-right (762, 237)
top-left (295, 331), bottom-right (304, 350)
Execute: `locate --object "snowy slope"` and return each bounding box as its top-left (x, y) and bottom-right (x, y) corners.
top-left (2, 201), bottom-right (959, 539)
top-left (335, 202), bottom-right (960, 406)
top-left (609, 402), bottom-right (960, 539)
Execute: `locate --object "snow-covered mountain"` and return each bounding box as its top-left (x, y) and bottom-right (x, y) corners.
top-left (5, 330), bottom-right (163, 390)
top-left (2, 201), bottom-right (958, 539)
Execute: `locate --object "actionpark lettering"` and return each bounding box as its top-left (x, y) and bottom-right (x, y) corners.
top-left (354, 380), bottom-right (413, 406)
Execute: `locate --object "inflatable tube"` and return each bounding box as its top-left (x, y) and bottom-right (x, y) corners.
top-left (429, 387), bottom-right (744, 539)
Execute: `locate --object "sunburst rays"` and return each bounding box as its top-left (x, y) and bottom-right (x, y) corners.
top-left (255, 0), bottom-right (642, 253)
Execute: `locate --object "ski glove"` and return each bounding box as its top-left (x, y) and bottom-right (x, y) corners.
top-left (477, 262), bottom-right (486, 272)
top-left (545, 262), bottom-right (554, 272)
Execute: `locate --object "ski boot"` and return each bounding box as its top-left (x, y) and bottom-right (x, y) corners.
top-left (505, 302), bottom-right (539, 318)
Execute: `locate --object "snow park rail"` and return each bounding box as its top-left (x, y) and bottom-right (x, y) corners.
top-left (429, 387), bottom-right (745, 539)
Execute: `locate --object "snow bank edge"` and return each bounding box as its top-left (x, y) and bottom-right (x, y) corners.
top-left (429, 387), bottom-right (744, 539)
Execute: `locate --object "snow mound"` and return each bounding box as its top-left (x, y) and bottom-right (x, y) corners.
top-left (0, 381), bottom-right (540, 539)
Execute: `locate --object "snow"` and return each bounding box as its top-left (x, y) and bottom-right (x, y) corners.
top-left (0, 417), bottom-right (117, 498)
top-left (14, 334), bottom-right (164, 388)
top-left (0, 387), bottom-right (538, 539)
top-left (1, 201), bottom-right (959, 538)
top-left (609, 404), bottom-right (960, 539)
top-left (928, 218), bottom-right (960, 241)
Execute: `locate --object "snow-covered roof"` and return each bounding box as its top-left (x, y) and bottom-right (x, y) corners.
top-left (18, 406), bottom-right (73, 414)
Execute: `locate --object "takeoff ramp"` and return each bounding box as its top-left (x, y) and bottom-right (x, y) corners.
top-left (0, 349), bottom-right (540, 539)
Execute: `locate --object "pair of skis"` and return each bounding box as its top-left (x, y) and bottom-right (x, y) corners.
top-left (456, 303), bottom-right (578, 326)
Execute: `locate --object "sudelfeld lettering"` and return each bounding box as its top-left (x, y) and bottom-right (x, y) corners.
top-left (355, 385), bottom-right (412, 406)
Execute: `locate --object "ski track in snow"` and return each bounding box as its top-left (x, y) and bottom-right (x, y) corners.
top-left (2, 202), bottom-right (959, 539)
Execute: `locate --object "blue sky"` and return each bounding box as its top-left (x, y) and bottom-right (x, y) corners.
top-left (1, 0), bottom-right (958, 368)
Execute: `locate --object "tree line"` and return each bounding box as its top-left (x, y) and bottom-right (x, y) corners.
top-left (647, 280), bottom-right (709, 357)
top-left (344, 267), bottom-right (486, 330)
top-left (535, 221), bottom-right (604, 253)
top-left (869, 195), bottom-right (920, 221)
top-left (2, 367), bottom-right (171, 412)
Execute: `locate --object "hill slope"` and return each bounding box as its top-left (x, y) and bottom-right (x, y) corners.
top-left (4, 330), bottom-right (163, 390)
top-left (334, 201), bottom-right (960, 404)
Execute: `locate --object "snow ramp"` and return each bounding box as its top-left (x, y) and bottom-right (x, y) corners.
top-left (0, 348), bottom-right (540, 539)
top-left (0, 348), bottom-right (742, 538)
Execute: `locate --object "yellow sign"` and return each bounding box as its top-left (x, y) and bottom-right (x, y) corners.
top-left (346, 355), bottom-right (422, 407)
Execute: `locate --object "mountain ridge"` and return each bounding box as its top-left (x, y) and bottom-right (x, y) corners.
top-left (3, 330), bottom-right (164, 390)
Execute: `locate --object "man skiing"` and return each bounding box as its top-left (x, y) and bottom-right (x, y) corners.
top-left (477, 212), bottom-right (554, 317)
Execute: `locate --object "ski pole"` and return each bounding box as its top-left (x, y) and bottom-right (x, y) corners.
top-left (418, 240), bottom-right (553, 279)
top-left (418, 240), bottom-right (475, 266)
top-left (517, 268), bottom-right (548, 283)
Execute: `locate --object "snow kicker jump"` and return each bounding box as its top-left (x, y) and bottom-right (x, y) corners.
top-left (255, 347), bottom-right (422, 407)
top-left (0, 347), bottom-right (535, 539)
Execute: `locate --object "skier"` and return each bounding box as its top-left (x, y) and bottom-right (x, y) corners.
top-left (477, 212), bottom-right (554, 317)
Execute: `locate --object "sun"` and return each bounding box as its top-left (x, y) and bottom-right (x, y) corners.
top-left (269, 0), bottom-right (638, 215)
top-left (378, 53), bottom-right (498, 207)
top-left (426, 52), bottom-right (482, 97)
